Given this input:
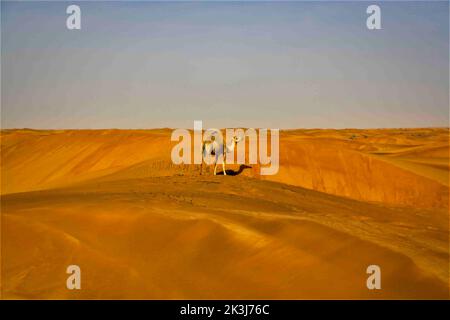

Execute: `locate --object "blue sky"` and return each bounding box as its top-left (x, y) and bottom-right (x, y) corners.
top-left (1, 1), bottom-right (449, 129)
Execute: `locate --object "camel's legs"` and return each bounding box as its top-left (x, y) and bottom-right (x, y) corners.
top-left (222, 159), bottom-right (227, 175)
top-left (213, 156), bottom-right (217, 175)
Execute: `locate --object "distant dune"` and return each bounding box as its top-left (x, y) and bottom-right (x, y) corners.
top-left (1, 128), bottom-right (448, 208)
top-left (1, 128), bottom-right (449, 299)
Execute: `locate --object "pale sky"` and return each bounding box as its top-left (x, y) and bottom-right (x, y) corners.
top-left (1, 1), bottom-right (449, 129)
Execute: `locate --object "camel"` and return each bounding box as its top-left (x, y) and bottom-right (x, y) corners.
top-left (200, 134), bottom-right (242, 175)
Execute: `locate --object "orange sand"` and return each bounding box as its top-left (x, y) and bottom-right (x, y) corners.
top-left (1, 128), bottom-right (449, 299)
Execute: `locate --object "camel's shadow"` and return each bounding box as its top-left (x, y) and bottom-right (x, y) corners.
top-left (216, 164), bottom-right (252, 176)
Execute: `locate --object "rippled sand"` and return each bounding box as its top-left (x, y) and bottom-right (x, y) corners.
top-left (1, 128), bottom-right (448, 299)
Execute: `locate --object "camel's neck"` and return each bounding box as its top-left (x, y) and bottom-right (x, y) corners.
top-left (226, 141), bottom-right (236, 152)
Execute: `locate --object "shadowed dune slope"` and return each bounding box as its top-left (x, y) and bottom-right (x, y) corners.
top-left (266, 138), bottom-right (448, 208)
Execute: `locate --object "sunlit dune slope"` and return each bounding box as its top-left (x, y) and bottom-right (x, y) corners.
top-left (371, 144), bottom-right (449, 186)
top-left (2, 175), bottom-right (448, 299)
top-left (1, 129), bottom-right (172, 194)
top-left (1, 128), bottom-right (448, 208)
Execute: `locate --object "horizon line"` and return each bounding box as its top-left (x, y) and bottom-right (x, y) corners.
top-left (1, 126), bottom-right (449, 131)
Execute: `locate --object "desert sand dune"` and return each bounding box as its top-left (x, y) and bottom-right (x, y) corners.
top-left (1, 128), bottom-right (449, 299)
top-left (1, 128), bottom-right (448, 208)
top-left (265, 137), bottom-right (448, 208)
